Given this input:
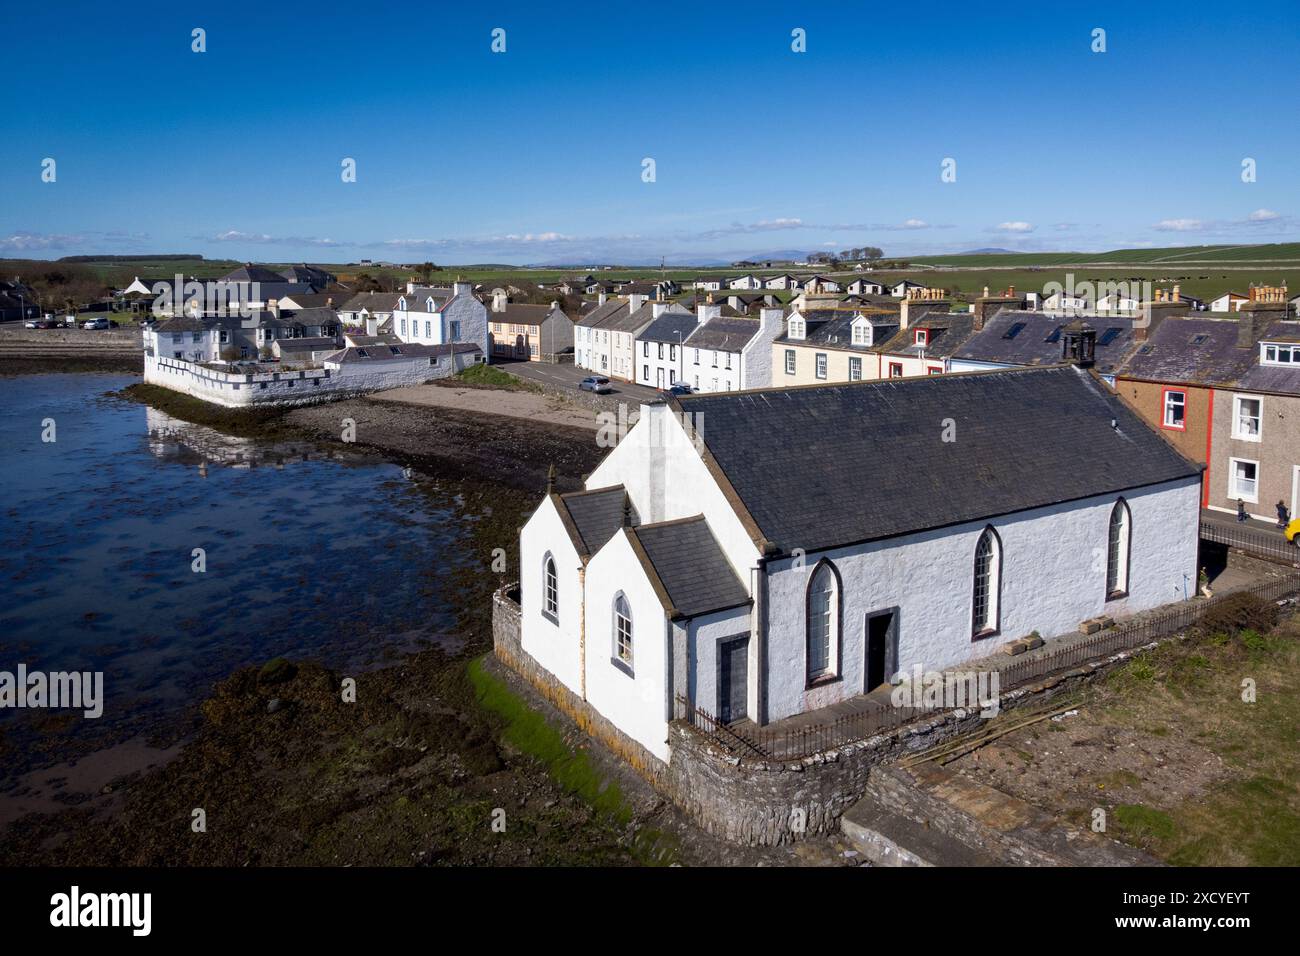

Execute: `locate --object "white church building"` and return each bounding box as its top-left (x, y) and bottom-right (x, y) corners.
top-left (516, 364), bottom-right (1202, 763)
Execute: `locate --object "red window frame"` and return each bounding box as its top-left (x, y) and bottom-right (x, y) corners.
top-left (1161, 386), bottom-right (1187, 431)
top-left (888, 362), bottom-right (904, 378)
top-left (914, 329), bottom-right (928, 346)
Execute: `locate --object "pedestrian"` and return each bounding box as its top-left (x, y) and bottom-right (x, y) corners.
top-left (1277, 500), bottom-right (1289, 530)
top-left (1237, 498), bottom-right (1248, 522)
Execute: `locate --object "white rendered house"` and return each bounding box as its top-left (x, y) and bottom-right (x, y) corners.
top-left (516, 365), bottom-right (1202, 763)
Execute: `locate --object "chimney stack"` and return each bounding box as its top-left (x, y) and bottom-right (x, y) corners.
top-left (1062, 320), bottom-right (1097, 367)
top-left (598, 292), bottom-right (607, 306)
top-left (627, 293), bottom-right (647, 315)
top-left (1135, 297), bottom-right (1191, 342)
top-left (973, 292), bottom-right (1022, 332)
top-left (492, 289), bottom-right (508, 312)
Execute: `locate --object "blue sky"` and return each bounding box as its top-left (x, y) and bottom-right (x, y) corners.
top-left (2, 0), bottom-right (1297, 264)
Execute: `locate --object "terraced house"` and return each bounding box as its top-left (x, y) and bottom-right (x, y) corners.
top-left (389, 282), bottom-right (489, 356)
top-left (575, 294), bottom-right (687, 381)
top-left (1114, 305), bottom-right (1300, 520)
top-left (487, 296), bottom-right (574, 362)
top-left (775, 299), bottom-right (971, 384)
top-left (512, 366), bottom-right (1201, 764)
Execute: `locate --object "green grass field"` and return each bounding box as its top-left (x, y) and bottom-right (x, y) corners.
top-left (10, 241), bottom-right (1300, 309)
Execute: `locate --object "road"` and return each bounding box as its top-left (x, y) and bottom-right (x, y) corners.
top-left (497, 359), bottom-right (666, 403)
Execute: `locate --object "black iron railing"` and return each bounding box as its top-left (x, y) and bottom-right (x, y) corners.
top-left (675, 574), bottom-right (1300, 761)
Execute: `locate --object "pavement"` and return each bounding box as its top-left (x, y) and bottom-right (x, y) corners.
top-left (497, 359), bottom-right (666, 404)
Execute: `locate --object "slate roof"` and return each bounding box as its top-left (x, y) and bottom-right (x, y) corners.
top-left (1116, 316), bottom-right (1300, 396)
top-left (339, 292), bottom-right (404, 313)
top-left (275, 336), bottom-right (338, 351)
top-left (324, 342), bottom-right (480, 364)
top-left (223, 264), bottom-right (291, 284)
top-left (579, 299), bottom-right (687, 333)
top-left (875, 311), bottom-right (974, 358)
top-left (684, 316), bottom-right (762, 352)
top-left (954, 310), bottom-right (1139, 374)
top-left (639, 311), bottom-right (699, 344)
top-left (629, 516), bottom-right (750, 619)
top-left (558, 486), bottom-right (639, 556)
top-left (672, 366), bottom-right (1201, 554)
top-left (286, 307), bottom-right (339, 327)
top-left (279, 293), bottom-right (342, 310)
top-left (1115, 316), bottom-right (1258, 387)
top-left (399, 287), bottom-right (455, 312)
top-left (774, 309), bottom-right (899, 351)
top-left (493, 303), bottom-right (563, 327)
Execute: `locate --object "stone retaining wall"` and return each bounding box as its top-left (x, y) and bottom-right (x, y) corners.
top-left (491, 581), bottom-right (1238, 846)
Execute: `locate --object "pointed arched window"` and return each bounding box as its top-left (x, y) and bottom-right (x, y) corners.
top-left (972, 527), bottom-right (1002, 638)
top-left (807, 560), bottom-right (841, 683)
top-left (1106, 499), bottom-right (1131, 598)
top-left (542, 552), bottom-right (558, 618)
top-left (613, 593), bottom-right (633, 671)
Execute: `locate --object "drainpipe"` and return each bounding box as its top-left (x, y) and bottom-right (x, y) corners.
top-left (578, 565), bottom-right (587, 700)
top-left (754, 555), bottom-right (770, 725)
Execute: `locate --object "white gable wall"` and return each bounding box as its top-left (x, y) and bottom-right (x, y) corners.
top-left (584, 530), bottom-right (672, 761)
top-left (519, 496), bottom-right (585, 695)
top-left (761, 476), bottom-right (1200, 721)
top-left (586, 404), bottom-right (761, 582)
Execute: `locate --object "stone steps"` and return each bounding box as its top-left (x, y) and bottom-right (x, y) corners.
top-left (843, 763), bottom-right (1158, 867)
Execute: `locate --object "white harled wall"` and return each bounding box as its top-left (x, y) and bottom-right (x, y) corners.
top-left (760, 476), bottom-right (1202, 721)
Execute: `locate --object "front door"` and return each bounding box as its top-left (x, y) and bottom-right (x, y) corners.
top-left (656, 367), bottom-right (665, 388)
top-left (866, 611), bottom-right (895, 692)
top-left (718, 636), bottom-right (749, 723)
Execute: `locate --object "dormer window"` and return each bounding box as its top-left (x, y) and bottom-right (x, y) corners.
top-left (788, 317), bottom-right (805, 340)
top-left (851, 319), bottom-right (871, 346)
top-left (1262, 343), bottom-right (1298, 366)
top-left (914, 329), bottom-right (929, 346)
top-left (398, 297), bottom-right (407, 310)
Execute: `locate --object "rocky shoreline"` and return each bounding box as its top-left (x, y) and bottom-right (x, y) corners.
top-left (0, 375), bottom-right (698, 865)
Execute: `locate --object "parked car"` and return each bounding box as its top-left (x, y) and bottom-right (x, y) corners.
top-left (37, 320), bottom-right (61, 329)
top-left (1286, 519), bottom-right (1300, 549)
top-left (23, 318), bottom-right (40, 329)
top-left (578, 376), bottom-right (612, 394)
top-left (664, 382), bottom-right (694, 396)
top-left (81, 318), bottom-right (110, 330)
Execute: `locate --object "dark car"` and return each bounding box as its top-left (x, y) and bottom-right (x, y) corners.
top-left (664, 382), bottom-right (694, 396)
top-left (579, 376), bottom-right (612, 394)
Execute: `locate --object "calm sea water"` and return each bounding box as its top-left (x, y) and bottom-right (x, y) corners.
top-left (0, 374), bottom-right (477, 774)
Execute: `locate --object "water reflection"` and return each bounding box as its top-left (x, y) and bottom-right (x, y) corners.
top-left (0, 374), bottom-right (473, 782)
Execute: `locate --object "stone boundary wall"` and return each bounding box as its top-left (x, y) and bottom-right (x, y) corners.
top-left (143, 353), bottom-right (467, 408)
top-left (493, 582), bottom-right (1285, 846)
top-left (145, 355), bottom-right (338, 408)
top-left (0, 326), bottom-right (139, 348)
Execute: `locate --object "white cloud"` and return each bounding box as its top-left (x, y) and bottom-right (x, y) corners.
top-left (210, 230), bottom-right (339, 246)
top-left (996, 221), bottom-right (1035, 233)
top-left (1248, 208), bottom-right (1280, 222)
top-left (1153, 218), bottom-right (1203, 232)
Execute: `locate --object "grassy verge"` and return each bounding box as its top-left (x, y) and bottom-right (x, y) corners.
top-left (467, 655), bottom-right (678, 864)
top-left (1091, 612), bottom-right (1300, 865)
top-left (449, 363), bottom-right (543, 393)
